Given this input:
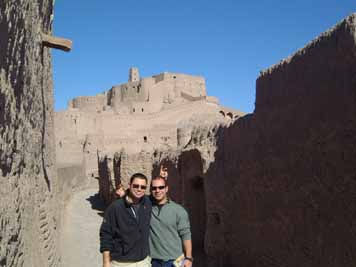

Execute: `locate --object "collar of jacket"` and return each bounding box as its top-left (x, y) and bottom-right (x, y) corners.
top-left (151, 195), bottom-right (170, 207)
top-left (124, 194), bottom-right (145, 208)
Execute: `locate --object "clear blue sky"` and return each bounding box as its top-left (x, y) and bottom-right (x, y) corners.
top-left (53, 0), bottom-right (355, 113)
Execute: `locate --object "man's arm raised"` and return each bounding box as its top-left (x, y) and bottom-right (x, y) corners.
top-left (160, 165), bottom-right (168, 180)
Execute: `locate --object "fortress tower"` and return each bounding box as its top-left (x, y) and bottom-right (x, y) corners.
top-left (129, 67), bottom-right (140, 82)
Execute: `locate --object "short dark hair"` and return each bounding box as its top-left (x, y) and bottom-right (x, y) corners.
top-left (130, 173), bottom-right (148, 184)
top-left (150, 176), bottom-right (167, 187)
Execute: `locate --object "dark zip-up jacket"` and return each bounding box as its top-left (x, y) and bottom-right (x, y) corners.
top-left (99, 195), bottom-right (152, 262)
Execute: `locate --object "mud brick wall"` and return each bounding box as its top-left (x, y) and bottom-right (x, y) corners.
top-left (0, 1), bottom-right (59, 266)
top-left (206, 14), bottom-right (356, 267)
top-left (56, 164), bottom-right (87, 205)
top-left (98, 150), bottom-right (154, 205)
top-left (98, 154), bottom-right (116, 205)
top-left (158, 14), bottom-right (356, 267)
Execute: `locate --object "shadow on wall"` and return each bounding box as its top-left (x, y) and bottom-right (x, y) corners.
top-left (154, 14), bottom-right (356, 267)
top-left (86, 193), bottom-right (106, 218)
top-left (199, 14), bottom-right (356, 267)
top-left (178, 150), bottom-right (206, 254)
top-left (172, 98), bottom-right (356, 267)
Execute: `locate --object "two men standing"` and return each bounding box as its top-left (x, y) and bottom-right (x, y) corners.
top-left (99, 168), bottom-right (193, 267)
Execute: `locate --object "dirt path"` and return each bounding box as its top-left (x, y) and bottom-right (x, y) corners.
top-left (60, 188), bottom-right (105, 267)
top-left (60, 189), bottom-right (206, 267)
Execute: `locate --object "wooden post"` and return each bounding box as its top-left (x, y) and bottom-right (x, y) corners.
top-left (42, 33), bottom-right (72, 52)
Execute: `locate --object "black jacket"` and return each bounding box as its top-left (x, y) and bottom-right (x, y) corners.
top-left (99, 195), bottom-right (152, 261)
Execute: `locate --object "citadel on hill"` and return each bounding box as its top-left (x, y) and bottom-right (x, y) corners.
top-left (68, 67), bottom-right (214, 114)
top-left (55, 67), bottom-right (243, 181)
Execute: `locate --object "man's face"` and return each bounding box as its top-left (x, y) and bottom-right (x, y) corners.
top-left (150, 178), bottom-right (168, 202)
top-left (129, 177), bottom-right (147, 200)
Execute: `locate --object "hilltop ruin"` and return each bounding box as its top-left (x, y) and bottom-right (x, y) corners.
top-left (55, 67), bottom-right (243, 196)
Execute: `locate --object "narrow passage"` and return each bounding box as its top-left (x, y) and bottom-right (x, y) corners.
top-left (60, 188), bottom-right (104, 267)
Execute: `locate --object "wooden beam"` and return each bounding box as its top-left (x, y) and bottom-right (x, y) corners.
top-left (42, 33), bottom-right (72, 52)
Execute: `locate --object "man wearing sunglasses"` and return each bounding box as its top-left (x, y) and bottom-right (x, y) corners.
top-left (149, 173), bottom-right (193, 267)
top-left (100, 173), bottom-right (152, 267)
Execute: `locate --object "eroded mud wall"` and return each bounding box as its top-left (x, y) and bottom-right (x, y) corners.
top-left (151, 146), bottom-right (215, 267)
top-left (204, 14), bottom-right (356, 267)
top-left (0, 1), bottom-right (59, 266)
top-left (153, 14), bottom-right (356, 267)
top-left (98, 150), bottom-right (154, 204)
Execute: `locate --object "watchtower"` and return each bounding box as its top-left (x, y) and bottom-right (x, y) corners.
top-left (129, 67), bottom-right (140, 82)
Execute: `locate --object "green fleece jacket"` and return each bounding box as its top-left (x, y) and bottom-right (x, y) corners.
top-left (149, 200), bottom-right (191, 261)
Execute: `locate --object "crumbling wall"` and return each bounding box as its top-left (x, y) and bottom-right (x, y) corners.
top-left (57, 99), bottom-right (226, 176)
top-left (153, 14), bottom-right (356, 267)
top-left (118, 151), bottom-right (153, 186)
top-left (69, 94), bottom-right (106, 112)
top-left (0, 0), bottom-right (59, 266)
top-left (150, 122), bottom-right (222, 267)
top-left (219, 15), bottom-right (356, 267)
top-left (98, 150), bottom-right (153, 204)
top-left (204, 14), bottom-right (356, 267)
top-left (56, 164), bottom-right (87, 205)
top-left (55, 110), bottom-right (104, 174)
top-left (98, 154), bottom-right (116, 205)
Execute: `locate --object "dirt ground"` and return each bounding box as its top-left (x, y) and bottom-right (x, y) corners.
top-left (60, 189), bottom-right (105, 267)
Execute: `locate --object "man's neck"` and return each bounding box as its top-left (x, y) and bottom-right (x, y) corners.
top-left (127, 194), bottom-right (141, 204)
top-left (156, 197), bottom-right (168, 205)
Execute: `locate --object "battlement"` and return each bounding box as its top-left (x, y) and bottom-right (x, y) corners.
top-left (68, 94), bottom-right (107, 111)
top-left (68, 68), bottom-right (211, 115)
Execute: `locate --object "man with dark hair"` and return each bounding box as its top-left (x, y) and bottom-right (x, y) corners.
top-left (149, 173), bottom-right (193, 267)
top-left (100, 173), bottom-right (152, 267)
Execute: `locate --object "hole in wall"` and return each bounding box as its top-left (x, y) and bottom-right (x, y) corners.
top-left (210, 212), bottom-right (221, 225)
top-left (191, 176), bottom-right (204, 190)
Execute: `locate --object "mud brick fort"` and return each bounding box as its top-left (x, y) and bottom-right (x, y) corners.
top-left (55, 67), bottom-right (243, 187)
top-left (1, 1), bottom-right (356, 266)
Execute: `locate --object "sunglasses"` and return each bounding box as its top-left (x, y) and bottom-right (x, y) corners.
top-left (132, 184), bottom-right (147, 190)
top-left (151, 185), bottom-right (166, 191)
